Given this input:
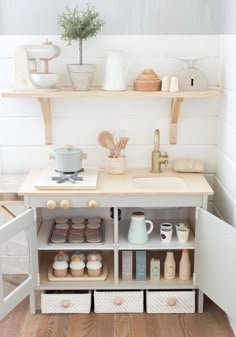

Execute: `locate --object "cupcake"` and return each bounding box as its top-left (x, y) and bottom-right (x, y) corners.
top-left (70, 256), bottom-right (85, 277)
top-left (54, 250), bottom-right (70, 262)
top-left (53, 255), bottom-right (68, 277)
top-left (71, 250), bottom-right (86, 262)
top-left (87, 251), bottom-right (102, 262)
top-left (86, 254), bottom-right (102, 277)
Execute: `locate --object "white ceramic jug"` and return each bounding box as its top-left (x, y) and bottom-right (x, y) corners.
top-left (102, 50), bottom-right (127, 91)
top-left (128, 212), bottom-right (154, 245)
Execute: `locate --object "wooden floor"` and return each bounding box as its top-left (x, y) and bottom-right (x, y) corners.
top-left (0, 296), bottom-right (234, 337)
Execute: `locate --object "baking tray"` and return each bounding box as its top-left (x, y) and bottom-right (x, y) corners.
top-left (47, 219), bottom-right (105, 246)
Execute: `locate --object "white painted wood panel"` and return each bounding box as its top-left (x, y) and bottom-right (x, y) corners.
top-left (196, 208), bottom-right (236, 320)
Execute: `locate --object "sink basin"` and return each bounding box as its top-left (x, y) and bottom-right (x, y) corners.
top-left (132, 176), bottom-right (188, 191)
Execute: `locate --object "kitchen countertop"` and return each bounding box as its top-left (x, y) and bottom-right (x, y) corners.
top-left (18, 168), bottom-right (213, 196)
top-left (0, 174), bottom-right (25, 204)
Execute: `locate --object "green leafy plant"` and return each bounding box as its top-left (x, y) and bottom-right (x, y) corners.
top-left (58, 4), bottom-right (105, 65)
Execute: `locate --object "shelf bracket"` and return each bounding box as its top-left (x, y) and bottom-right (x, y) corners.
top-left (37, 98), bottom-right (52, 145)
top-left (170, 97), bottom-right (184, 144)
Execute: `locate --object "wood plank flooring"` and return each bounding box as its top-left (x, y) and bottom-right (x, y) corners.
top-left (0, 296), bottom-right (234, 337)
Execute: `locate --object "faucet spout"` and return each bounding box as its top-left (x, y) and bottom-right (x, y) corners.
top-left (151, 129), bottom-right (169, 173)
top-left (154, 129), bottom-right (160, 152)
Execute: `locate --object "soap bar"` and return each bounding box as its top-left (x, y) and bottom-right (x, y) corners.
top-left (174, 158), bottom-right (204, 173)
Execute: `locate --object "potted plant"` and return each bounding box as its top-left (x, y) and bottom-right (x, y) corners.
top-left (58, 4), bottom-right (105, 91)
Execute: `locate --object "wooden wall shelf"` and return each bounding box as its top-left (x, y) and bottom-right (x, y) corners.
top-left (0, 88), bottom-right (220, 145)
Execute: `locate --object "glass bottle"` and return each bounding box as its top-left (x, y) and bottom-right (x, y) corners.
top-left (164, 250), bottom-right (176, 280)
top-left (179, 249), bottom-right (191, 281)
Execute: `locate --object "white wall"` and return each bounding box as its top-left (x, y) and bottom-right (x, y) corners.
top-left (0, 35), bottom-right (220, 177)
top-left (216, 35), bottom-right (236, 334)
top-left (0, 0), bottom-right (226, 35)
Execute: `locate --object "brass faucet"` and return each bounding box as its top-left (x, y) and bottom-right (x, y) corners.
top-left (151, 129), bottom-right (169, 173)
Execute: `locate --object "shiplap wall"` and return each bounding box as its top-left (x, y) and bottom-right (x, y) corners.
top-left (0, 35), bottom-right (220, 175)
top-left (215, 36), bottom-right (236, 226)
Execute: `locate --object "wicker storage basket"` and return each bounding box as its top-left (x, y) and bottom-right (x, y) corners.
top-left (94, 290), bottom-right (144, 313)
top-left (41, 291), bottom-right (91, 313)
top-left (146, 290), bottom-right (195, 313)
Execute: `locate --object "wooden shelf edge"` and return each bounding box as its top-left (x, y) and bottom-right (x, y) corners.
top-left (0, 88), bottom-right (221, 99)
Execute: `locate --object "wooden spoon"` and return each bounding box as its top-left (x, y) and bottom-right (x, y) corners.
top-left (98, 131), bottom-right (115, 156)
top-left (113, 137), bottom-right (129, 158)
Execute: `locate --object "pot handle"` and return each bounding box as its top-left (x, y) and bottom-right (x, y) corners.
top-left (49, 154), bottom-right (55, 159)
top-left (81, 153), bottom-right (88, 160)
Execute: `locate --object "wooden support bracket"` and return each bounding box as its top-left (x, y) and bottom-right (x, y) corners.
top-left (0, 205), bottom-right (16, 219)
top-left (170, 97), bottom-right (184, 144)
top-left (37, 98), bottom-right (52, 145)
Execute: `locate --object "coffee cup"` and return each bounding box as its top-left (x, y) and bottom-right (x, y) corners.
top-left (160, 227), bottom-right (173, 243)
top-left (176, 227), bottom-right (190, 243)
top-left (160, 222), bottom-right (173, 230)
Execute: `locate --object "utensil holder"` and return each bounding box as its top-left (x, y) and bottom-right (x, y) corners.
top-left (106, 156), bottom-right (126, 175)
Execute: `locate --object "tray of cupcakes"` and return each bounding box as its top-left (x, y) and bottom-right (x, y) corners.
top-left (48, 250), bottom-right (108, 281)
top-left (48, 216), bottom-right (104, 245)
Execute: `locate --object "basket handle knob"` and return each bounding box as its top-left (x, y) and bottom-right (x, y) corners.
top-left (113, 296), bottom-right (123, 305)
top-left (62, 299), bottom-right (71, 308)
top-left (167, 296), bottom-right (177, 306)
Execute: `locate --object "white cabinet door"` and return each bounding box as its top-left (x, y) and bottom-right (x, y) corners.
top-left (196, 208), bottom-right (236, 320)
top-left (0, 209), bottom-right (37, 320)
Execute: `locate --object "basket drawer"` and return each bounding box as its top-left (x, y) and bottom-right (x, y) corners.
top-left (146, 290), bottom-right (195, 313)
top-left (41, 290), bottom-right (91, 313)
top-left (94, 290), bottom-right (144, 313)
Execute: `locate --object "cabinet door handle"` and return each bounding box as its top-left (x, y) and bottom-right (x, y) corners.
top-left (88, 199), bottom-right (98, 208)
top-left (167, 296), bottom-right (177, 306)
top-left (113, 296), bottom-right (123, 306)
top-left (62, 299), bottom-right (71, 308)
top-left (60, 200), bottom-right (71, 209)
top-left (47, 200), bottom-right (57, 209)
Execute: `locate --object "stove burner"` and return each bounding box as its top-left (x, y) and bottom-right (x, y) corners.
top-left (51, 169), bottom-right (84, 184)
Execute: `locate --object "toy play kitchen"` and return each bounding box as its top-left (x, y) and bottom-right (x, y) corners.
top-left (2, 165), bottom-right (236, 319)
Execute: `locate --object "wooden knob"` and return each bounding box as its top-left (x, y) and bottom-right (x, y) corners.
top-left (88, 199), bottom-right (98, 208)
top-left (60, 200), bottom-right (70, 209)
top-left (62, 299), bottom-right (71, 308)
top-left (167, 297), bottom-right (177, 306)
top-left (47, 200), bottom-right (57, 209)
top-left (113, 296), bottom-right (123, 306)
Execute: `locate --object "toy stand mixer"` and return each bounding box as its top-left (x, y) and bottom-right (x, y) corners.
top-left (14, 41), bottom-right (60, 90)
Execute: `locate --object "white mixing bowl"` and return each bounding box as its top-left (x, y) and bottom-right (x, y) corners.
top-left (31, 73), bottom-right (59, 89)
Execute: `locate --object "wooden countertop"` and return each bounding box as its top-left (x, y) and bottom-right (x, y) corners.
top-left (18, 168), bottom-right (213, 196)
top-left (0, 174), bottom-right (25, 204)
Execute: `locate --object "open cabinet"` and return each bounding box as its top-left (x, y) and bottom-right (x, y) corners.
top-left (1, 201), bottom-right (236, 319)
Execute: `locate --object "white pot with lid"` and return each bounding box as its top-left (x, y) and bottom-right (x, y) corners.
top-left (51, 145), bottom-right (87, 173)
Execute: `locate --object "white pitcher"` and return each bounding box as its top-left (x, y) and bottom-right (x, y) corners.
top-left (128, 212), bottom-right (154, 245)
top-left (102, 50), bottom-right (127, 91)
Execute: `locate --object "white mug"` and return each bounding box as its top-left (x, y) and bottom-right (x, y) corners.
top-left (160, 227), bottom-right (173, 243)
top-left (176, 227), bottom-right (190, 242)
